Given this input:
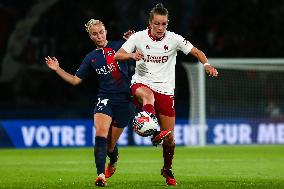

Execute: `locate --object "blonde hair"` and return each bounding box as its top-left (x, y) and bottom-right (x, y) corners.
top-left (85, 19), bottom-right (104, 33)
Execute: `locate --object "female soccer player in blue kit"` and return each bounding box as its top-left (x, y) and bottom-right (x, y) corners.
top-left (45, 19), bottom-right (168, 187)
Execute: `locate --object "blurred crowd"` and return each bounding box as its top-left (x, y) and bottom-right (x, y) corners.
top-left (190, 0), bottom-right (284, 57)
top-left (0, 0), bottom-right (284, 119)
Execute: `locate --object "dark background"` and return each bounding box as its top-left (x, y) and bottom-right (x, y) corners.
top-left (0, 0), bottom-right (284, 119)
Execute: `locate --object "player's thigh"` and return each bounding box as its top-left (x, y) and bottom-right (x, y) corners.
top-left (94, 113), bottom-right (112, 137)
top-left (131, 83), bottom-right (155, 104)
top-left (107, 102), bottom-right (134, 149)
top-left (93, 97), bottom-right (114, 136)
top-left (154, 93), bottom-right (175, 142)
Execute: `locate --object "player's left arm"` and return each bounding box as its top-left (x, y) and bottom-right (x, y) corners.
top-left (190, 47), bottom-right (218, 77)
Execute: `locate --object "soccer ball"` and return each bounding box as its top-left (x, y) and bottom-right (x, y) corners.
top-left (132, 111), bottom-right (158, 137)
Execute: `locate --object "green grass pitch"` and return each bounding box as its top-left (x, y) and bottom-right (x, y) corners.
top-left (0, 145), bottom-right (284, 188)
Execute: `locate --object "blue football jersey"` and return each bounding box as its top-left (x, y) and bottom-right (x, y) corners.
top-left (76, 40), bottom-right (133, 101)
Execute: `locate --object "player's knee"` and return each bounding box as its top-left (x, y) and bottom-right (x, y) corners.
top-left (95, 125), bottom-right (109, 137)
top-left (135, 87), bottom-right (155, 104)
top-left (142, 91), bottom-right (155, 104)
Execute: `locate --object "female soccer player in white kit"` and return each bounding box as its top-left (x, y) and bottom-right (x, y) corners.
top-left (114, 3), bottom-right (218, 186)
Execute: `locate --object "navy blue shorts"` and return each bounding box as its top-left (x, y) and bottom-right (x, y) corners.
top-left (94, 97), bottom-right (136, 128)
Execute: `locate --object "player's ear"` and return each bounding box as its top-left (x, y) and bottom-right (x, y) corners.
top-left (105, 30), bottom-right (107, 35)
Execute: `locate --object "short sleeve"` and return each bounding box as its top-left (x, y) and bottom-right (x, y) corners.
top-left (75, 55), bottom-right (93, 79)
top-left (121, 32), bottom-right (139, 53)
top-left (175, 34), bottom-right (194, 55)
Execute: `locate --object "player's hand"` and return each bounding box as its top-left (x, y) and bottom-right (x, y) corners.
top-left (131, 50), bottom-right (144, 61)
top-left (205, 64), bottom-right (218, 77)
top-left (45, 56), bottom-right (59, 71)
top-left (123, 30), bottom-right (135, 40)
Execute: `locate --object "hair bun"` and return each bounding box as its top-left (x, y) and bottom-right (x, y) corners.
top-left (155, 3), bottom-right (164, 8)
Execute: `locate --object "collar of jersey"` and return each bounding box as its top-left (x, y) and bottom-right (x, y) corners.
top-left (147, 27), bottom-right (165, 42)
top-left (96, 41), bottom-right (109, 50)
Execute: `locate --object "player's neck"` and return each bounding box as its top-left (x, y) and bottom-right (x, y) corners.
top-left (148, 27), bottom-right (165, 41)
top-left (96, 40), bottom-right (108, 50)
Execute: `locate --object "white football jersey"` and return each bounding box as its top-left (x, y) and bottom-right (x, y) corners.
top-left (121, 28), bottom-right (193, 95)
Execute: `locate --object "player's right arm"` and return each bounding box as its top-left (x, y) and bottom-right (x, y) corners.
top-left (114, 32), bottom-right (144, 61)
top-left (45, 56), bottom-right (82, 86)
top-left (114, 48), bottom-right (144, 61)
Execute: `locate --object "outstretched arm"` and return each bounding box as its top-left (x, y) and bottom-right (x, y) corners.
top-left (190, 47), bottom-right (218, 77)
top-left (45, 56), bottom-right (82, 86)
top-left (114, 48), bottom-right (144, 61)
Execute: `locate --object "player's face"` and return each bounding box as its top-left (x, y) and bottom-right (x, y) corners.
top-left (149, 14), bottom-right (168, 39)
top-left (88, 24), bottom-right (107, 48)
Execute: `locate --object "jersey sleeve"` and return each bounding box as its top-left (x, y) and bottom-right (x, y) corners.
top-left (75, 55), bottom-right (93, 79)
top-left (174, 33), bottom-right (194, 55)
top-left (121, 32), bottom-right (138, 53)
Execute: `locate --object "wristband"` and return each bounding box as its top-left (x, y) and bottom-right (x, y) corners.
top-left (203, 63), bottom-right (210, 66)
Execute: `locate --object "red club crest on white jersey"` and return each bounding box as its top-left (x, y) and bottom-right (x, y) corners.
top-left (164, 45), bottom-right (168, 51)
